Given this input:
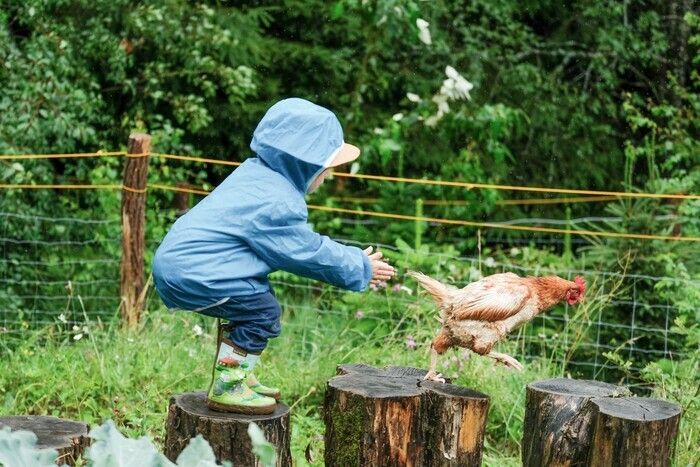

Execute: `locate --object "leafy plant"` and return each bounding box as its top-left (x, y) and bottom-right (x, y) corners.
top-left (86, 420), bottom-right (173, 466)
top-left (0, 427), bottom-right (58, 467)
top-left (0, 420), bottom-right (279, 467)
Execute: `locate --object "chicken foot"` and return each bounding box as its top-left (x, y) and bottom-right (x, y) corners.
top-left (485, 351), bottom-right (524, 371)
top-left (424, 348), bottom-right (446, 383)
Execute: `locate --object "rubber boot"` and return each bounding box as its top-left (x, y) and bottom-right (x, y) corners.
top-left (206, 325), bottom-right (276, 414)
top-left (206, 358), bottom-right (277, 414)
top-left (218, 320), bottom-right (282, 400)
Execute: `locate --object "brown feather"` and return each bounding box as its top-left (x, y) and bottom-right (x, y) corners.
top-left (432, 330), bottom-right (452, 354)
top-left (449, 273), bottom-right (533, 322)
top-left (406, 271), bottom-right (455, 306)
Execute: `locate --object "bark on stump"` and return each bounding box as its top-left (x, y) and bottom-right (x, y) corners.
top-left (0, 415), bottom-right (90, 466)
top-left (522, 378), bottom-right (681, 467)
top-left (164, 391), bottom-right (292, 467)
top-left (324, 364), bottom-right (490, 467)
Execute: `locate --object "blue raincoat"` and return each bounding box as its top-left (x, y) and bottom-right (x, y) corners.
top-left (152, 98), bottom-right (372, 311)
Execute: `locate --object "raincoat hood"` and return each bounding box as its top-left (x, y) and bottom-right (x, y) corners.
top-left (251, 98), bottom-right (345, 193)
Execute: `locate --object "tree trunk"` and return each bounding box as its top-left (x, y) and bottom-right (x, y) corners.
top-left (587, 397), bottom-right (681, 467)
top-left (0, 415), bottom-right (90, 466)
top-left (164, 391), bottom-right (292, 467)
top-left (522, 378), bottom-right (682, 467)
top-left (324, 364), bottom-right (489, 467)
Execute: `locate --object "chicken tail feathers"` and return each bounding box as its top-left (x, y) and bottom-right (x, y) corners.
top-left (407, 271), bottom-right (450, 306)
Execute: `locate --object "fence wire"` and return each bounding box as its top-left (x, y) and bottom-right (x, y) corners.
top-left (0, 210), bottom-right (121, 336)
top-left (0, 210), bottom-right (695, 381)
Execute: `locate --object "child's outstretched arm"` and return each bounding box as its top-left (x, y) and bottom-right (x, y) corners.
top-left (243, 200), bottom-right (392, 291)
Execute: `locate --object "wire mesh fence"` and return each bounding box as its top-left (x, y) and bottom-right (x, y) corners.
top-left (1, 205), bottom-right (694, 383)
top-left (1, 148), bottom-right (697, 383)
top-left (0, 209), bottom-right (121, 337)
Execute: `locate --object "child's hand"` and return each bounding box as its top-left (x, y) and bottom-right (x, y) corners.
top-left (363, 246), bottom-right (396, 285)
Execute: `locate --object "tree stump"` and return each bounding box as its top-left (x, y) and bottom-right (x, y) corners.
top-left (587, 397), bottom-right (681, 467)
top-left (164, 391), bottom-right (292, 467)
top-left (324, 364), bottom-right (490, 467)
top-left (522, 378), bottom-right (621, 466)
top-left (0, 415), bottom-right (90, 466)
top-left (522, 378), bottom-right (682, 467)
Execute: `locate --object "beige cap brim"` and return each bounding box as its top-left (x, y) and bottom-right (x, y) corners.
top-left (327, 143), bottom-right (361, 168)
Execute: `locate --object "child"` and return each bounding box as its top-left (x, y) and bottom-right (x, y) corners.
top-left (152, 98), bottom-right (395, 414)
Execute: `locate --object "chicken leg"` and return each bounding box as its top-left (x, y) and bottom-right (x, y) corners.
top-left (424, 348), bottom-right (446, 383)
top-left (485, 351), bottom-right (524, 371)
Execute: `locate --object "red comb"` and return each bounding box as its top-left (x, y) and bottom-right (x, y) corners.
top-left (574, 276), bottom-right (586, 295)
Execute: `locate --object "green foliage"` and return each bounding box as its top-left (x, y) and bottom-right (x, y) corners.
top-left (2, 0), bottom-right (693, 202)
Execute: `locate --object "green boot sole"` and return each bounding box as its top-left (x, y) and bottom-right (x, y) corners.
top-left (206, 397), bottom-right (276, 415)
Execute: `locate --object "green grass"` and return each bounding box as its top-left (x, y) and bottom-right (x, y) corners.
top-left (1, 300), bottom-right (696, 466)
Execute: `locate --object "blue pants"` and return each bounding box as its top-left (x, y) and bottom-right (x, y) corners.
top-left (196, 291), bottom-right (282, 353)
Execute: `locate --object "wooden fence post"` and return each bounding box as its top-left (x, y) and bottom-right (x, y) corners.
top-left (120, 133), bottom-right (151, 328)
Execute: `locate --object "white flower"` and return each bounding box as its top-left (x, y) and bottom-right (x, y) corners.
top-left (425, 94), bottom-right (450, 127)
top-left (440, 66), bottom-right (473, 101)
top-left (72, 325), bottom-right (80, 331)
top-left (425, 115), bottom-right (440, 127)
top-left (416, 18), bottom-right (432, 45)
top-left (445, 65), bottom-right (460, 80)
top-left (423, 67), bottom-right (473, 127)
top-left (400, 285), bottom-right (414, 295)
top-left (373, 127), bottom-right (384, 135)
top-left (510, 247), bottom-right (521, 256)
top-left (58, 314), bottom-right (67, 324)
top-left (192, 324), bottom-right (203, 336)
top-left (434, 94), bottom-right (450, 115)
top-left (484, 257), bottom-right (496, 268)
top-left (73, 333), bottom-right (83, 341)
top-left (406, 92), bottom-right (421, 103)
top-left (392, 112), bottom-right (404, 121)
top-left (350, 162), bottom-right (360, 174)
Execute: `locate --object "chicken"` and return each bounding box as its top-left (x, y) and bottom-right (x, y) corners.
top-left (407, 271), bottom-right (586, 382)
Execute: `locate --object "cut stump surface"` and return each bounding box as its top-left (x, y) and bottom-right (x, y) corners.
top-left (164, 391), bottom-right (291, 467)
top-left (0, 415), bottom-right (90, 466)
top-left (324, 364), bottom-right (490, 467)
